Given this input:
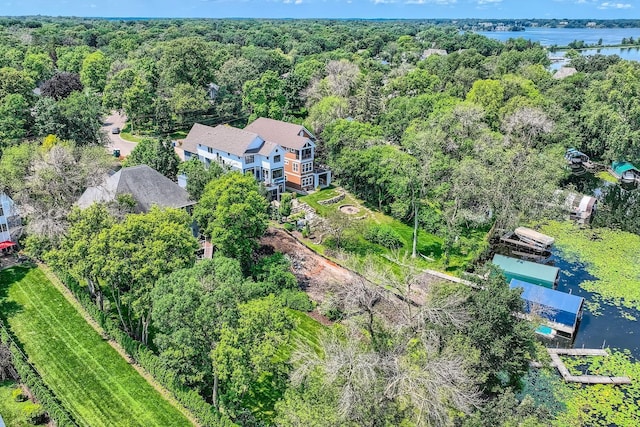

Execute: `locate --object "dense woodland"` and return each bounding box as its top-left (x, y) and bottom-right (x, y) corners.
top-left (0, 17), bottom-right (639, 426)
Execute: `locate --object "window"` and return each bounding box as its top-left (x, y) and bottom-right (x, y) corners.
top-left (0, 223), bottom-right (7, 233)
top-left (272, 169), bottom-right (283, 179)
top-left (302, 162), bottom-right (313, 173)
top-left (245, 155), bottom-right (255, 164)
top-left (274, 155), bottom-right (281, 163)
top-left (302, 176), bottom-right (314, 188)
top-left (284, 159), bottom-right (289, 165)
top-left (293, 162), bottom-right (299, 172)
top-left (0, 207), bottom-right (4, 217)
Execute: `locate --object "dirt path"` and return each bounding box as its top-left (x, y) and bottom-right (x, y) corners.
top-left (260, 228), bottom-right (359, 304)
top-left (260, 228), bottom-right (421, 323)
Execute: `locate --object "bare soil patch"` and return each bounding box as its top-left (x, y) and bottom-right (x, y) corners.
top-left (339, 204), bottom-right (361, 215)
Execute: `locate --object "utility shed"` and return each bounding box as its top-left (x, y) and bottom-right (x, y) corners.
top-left (492, 254), bottom-right (559, 289)
top-left (510, 279), bottom-right (584, 335)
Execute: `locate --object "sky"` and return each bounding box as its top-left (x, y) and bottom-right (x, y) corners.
top-left (2, 0), bottom-right (640, 19)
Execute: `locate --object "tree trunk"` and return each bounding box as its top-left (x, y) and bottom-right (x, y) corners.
top-left (110, 286), bottom-right (129, 334)
top-left (212, 373), bottom-right (219, 408)
top-left (412, 197), bottom-right (419, 258)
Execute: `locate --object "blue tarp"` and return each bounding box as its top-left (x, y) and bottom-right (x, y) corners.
top-left (510, 279), bottom-right (584, 327)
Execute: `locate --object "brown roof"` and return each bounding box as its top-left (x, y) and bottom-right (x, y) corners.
top-left (256, 140), bottom-right (279, 156)
top-left (180, 123), bottom-right (261, 157)
top-left (245, 117), bottom-right (313, 150)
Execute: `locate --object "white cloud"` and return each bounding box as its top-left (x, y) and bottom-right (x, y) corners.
top-left (598, 2), bottom-right (632, 8)
top-left (371, 0), bottom-right (397, 4)
top-left (477, 0), bottom-right (502, 4)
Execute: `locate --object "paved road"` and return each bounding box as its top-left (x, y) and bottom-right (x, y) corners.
top-left (103, 111), bottom-right (137, 157)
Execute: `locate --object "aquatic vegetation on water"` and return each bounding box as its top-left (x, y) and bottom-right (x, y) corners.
top-left (552, 350), bottom-right (640, 427)
top-left (540, 221), bottom-right (640, 311)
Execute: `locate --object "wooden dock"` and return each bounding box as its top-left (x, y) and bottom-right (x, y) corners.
top-left (545, 348), bottom-right (632, 385)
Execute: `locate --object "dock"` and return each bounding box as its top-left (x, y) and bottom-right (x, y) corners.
top-left (545, 348), bottom-right (632, 385)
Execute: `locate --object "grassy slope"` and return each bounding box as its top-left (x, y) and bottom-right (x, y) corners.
top-left (298, 187), bottom-right (484, 273)
top-left (0, 265), bottom-right (192, 427)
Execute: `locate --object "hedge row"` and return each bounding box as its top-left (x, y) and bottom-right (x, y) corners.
top-left (0, 323), bottom-right (79, 427)
top-left (56, 271), bottom-right (237, 427)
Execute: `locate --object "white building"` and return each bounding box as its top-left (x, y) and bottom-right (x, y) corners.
top-left (0, 193), bottom-right (22, 245)
top-left (178, 123), bottom-right (286, 199)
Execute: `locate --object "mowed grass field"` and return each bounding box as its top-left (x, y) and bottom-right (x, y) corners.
top-left (0, 265), bottom-right (193, 427)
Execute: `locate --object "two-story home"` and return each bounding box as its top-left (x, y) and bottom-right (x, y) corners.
top-left (244, 118), bottom-right (331, 192)
top-left (178, 123), bottom-right (286, 199)
top-left (0, 193), bottom-right (22, 250)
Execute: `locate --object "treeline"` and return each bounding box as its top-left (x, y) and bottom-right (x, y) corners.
top-left (0, 17), bottom-right (638, 425)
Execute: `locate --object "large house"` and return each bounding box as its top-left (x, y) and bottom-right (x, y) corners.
top-left (178, 123), bottom-right (286, 199)
top-left (77, 165), bottom-right (195, 214)
top-left (177, 118), bottom-right (331, 197)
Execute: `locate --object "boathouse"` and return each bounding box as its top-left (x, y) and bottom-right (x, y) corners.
top-left (610, 161), bottom-right (640, 184)
top-left (492, 254), bottom-right (560, 289)
top-left (510, 279), bottom-right (584, 337)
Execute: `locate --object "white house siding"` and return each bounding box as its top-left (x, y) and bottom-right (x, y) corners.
top-left (0, 194), bottom-right (19, 242)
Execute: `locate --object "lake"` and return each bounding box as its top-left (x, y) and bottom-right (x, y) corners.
top-left (477, 27), bottom-right (640, 47)
top-left (478, 27), bottom-right (640, 66)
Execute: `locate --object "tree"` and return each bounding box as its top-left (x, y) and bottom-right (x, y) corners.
top-left (305, 96), bottom-right (348, 135)
top-left (57, 91), bottom-right (105, 145)
top-left (0, 94), bottom-right (31, 142)
top-left (80, 50), bottom-right (110, 92)
top-left (22, 52), bottom-right (54, 83)
top-left (123, 74), bottom-right (155, 132)
top-left (91, 207), bottom-right (198, 344)
top-left (18, 143), bottom-right (113, 240)
top-left (41, 72), bottom-right (83, 100)
top-left (0, 67), bottom-right (34, 100)
top-left (194, 172), bottom-right (269, 270)
top-left (0, 142), bottom-right (36, 195)
top-left (56, 45), bottom-right (91, 73)
top-left (151, 256), bottom-right (249, 403)
top-left (242, 70), bottom-right (286, 122)
top-left (46, 204), bottom-right (114, 309)
top-left (466, 79), bottom-right (505, 128)
top-left (466, 265), bottom-right (536, 394)
top-left (177, 158), bottom-right (223, 201)
top-left (213, 295), bottom-right (295, 413)
top-left (278, 192), bottom-right (293, 219)
top-left (103, 68), bottom-right (136, 110)
top-left (123, 137), bottom-right (180, 181)
top-left (167, 83), bottom-right (210, 127)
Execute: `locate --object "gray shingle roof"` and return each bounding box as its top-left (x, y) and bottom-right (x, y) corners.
top-left (245, 117), bottom-right (313, 150)
top-left (77, 165), bottom-right (195, 213)
top-left (180, 123), bottom-right (262, 157)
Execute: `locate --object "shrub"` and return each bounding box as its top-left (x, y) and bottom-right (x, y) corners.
top-left (318, 294), bottom-right (343, 321)
top-left (283, 222), bottom-right (295, 232)
top-left (279, 289), bottom-right (314, 312)
top-left (22, 402), bottom-right (46, 425)
top-left (364, 224), bottom-right (403, 249)
top-left (12, 387), bottom-right (26, 402)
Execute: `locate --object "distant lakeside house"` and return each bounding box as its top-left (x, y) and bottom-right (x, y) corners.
top-left (176, 117), bottom-right (331, 199)
top-left (77, 165), bottom-right (195, 214)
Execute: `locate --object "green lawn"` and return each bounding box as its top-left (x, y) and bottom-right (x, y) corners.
top-left (0, 265), bottom-right (193, 427)
top-left (0, 380), bottom-right (36, 427)
top-left (297, 187), bottom-right (486, 274)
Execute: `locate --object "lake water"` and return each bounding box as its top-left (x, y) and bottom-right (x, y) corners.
top-left (478, 27), bottom-right (640, 66)
top-left (477, 27), bottom-right (640, 47)
top-left (536, 175), bottom-right (640, 359)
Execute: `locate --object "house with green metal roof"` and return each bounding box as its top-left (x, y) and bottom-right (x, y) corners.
top-left (492, 254), bottom-right (560, 289)
top-left (610, 161), bottom-right (640, 184)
